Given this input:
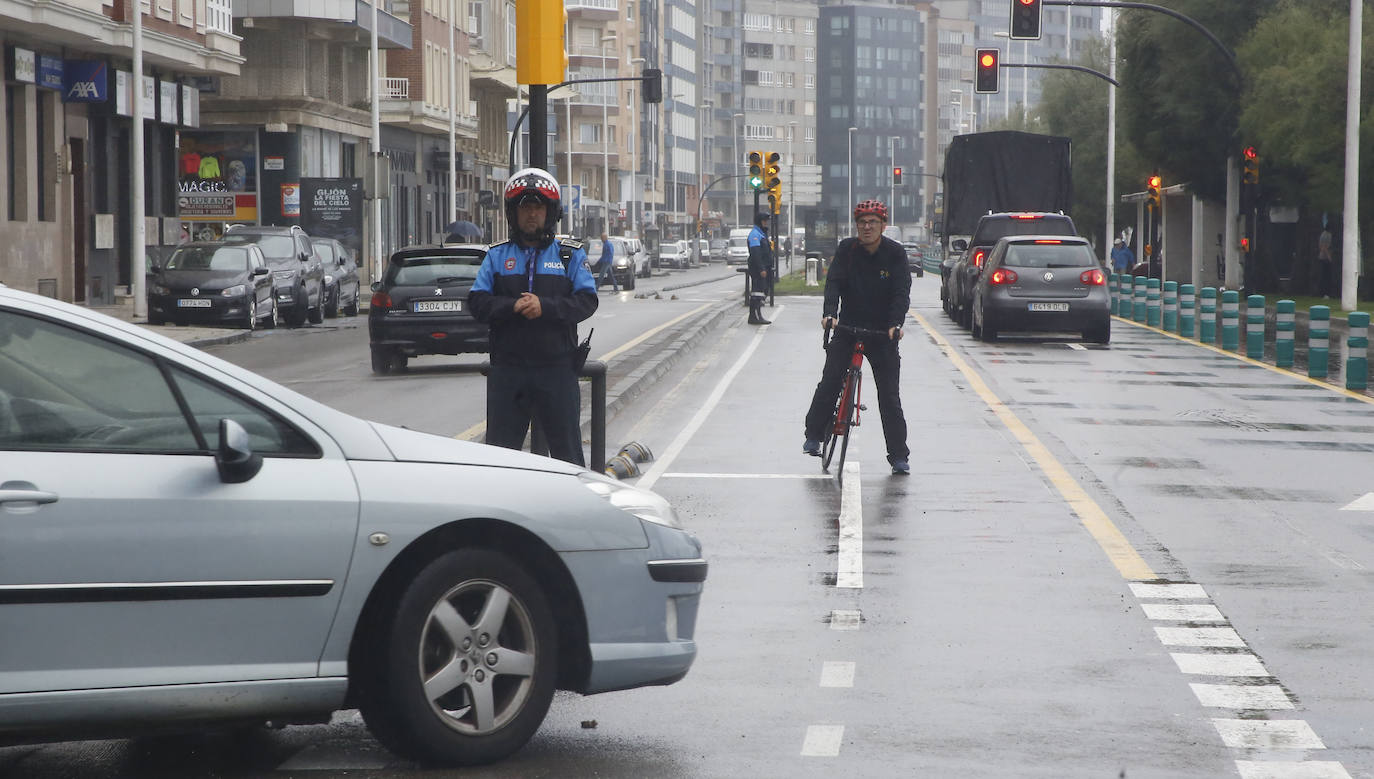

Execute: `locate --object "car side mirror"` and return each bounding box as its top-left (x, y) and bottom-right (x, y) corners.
top-left (371, 281), bottom-right (381, 292)
top-left (149, 264), bottom-right (161, 274)
top-left (338, 258), bottom-right (348, 268)
top-left (952, 239), bottom-right (968, 252)
top-left (300, 253), bottom-right (311, 262)
top-left (251, 267), bottom-right (269, 277)
top-left (216, 418), bottom-right (263, 484)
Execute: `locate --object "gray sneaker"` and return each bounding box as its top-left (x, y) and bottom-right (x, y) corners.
top-left (802, 439), bottom-right (821, 456)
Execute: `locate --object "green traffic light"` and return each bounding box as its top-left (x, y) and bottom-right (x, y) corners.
top-left (749, 176), bottom-right (763, 190)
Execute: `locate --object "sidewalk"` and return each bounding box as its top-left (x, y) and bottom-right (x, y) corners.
top-left (87, 300), bottom-right (255, 349)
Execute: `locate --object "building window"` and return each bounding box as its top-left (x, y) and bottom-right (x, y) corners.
top-left (579, 123), bottom-right (603, 144)
top-left (804, 47), bottom-right (815, 62)
top-left (805, 74), bottom-right (815, 90)
top-left (804, 18), bottom-right (815, 35)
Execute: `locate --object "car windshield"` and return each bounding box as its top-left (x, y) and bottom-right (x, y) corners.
top-left (729, 238), bottom-right (747, 248)
top-left (389, 253), bottom-right (484, 285)
top-left (1003, 242), bottom-right (1096, 268)
top-left (314, 243), bottom-right (337, 263)
top-left (975, 218), bottom-right (1076, 243)
top-left (164, 247), bottom-right (249, 272)
top-left (225, 234), bottom-right (296, 264)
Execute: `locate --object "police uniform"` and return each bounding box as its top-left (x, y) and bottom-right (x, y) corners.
top-left (747, 223), bottom-right (772, 324)
top-left (469, 237), bottom-right (598, 465)
top-left (803, 234), bottom-right (911, 466)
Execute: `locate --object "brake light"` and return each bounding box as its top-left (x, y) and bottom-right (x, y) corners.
top-left (973, 249), bottom-right (987, 268)
top-left (1080, 269), bottom-right (1106, 285)
top-left (371, 291), bottom-right (392, 310)
top-left (1011, 214), bottom-right (1042, 220)
top-left (990, 268), bottom-right (1018, 285)
top-left (1034, 239), bottom-right (1063, 244)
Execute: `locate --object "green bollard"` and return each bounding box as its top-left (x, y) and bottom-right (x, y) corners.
top-left (1118, 275), bottom-right (1132, 317)
top-left (1146, 278), bottom-right (1162, 327)
top-left (1199, 287), bottom-right (1218, 344)
top-left (1275, 300), bottom-right (1295, 368)
top-left (1221, 290), bottom-right (1240, 351)
top-left (1347, 311), bottom-right (1369, 391)
top-left (1309, 305), bottom-right (1330, 379)
top-left (1246, 294), bottom-right (1265, 359)
top-left (1179, 284), bottom-right (1196, 338)
top-left (1133, 276), bottom-right (1148, 322)
top-left (1163, 281), bottom-right (1178, 332)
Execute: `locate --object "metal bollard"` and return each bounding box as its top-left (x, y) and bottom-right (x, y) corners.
top-left (1275, 299), bottom-right (1295, 368)
top-left (1146, 278), bottom-right (1162, 327)
top-left (1133, 276), bottom-right (1148, 322)
top-left (1221, 290), bottom-right (1240, 351)
top-left (1163, 281), bottom-right (1178, 332)
top-left (1309, 305), bottom-right (1330, 379)
top-left (1179, 283), bottom-right (1196, 338)
top-left (1245, 294), bottom-right (1265, 359)
top-left (1346, 311), bottom-right (1369, 391)
top-left (1199, 287), bottom-right (1218, 344)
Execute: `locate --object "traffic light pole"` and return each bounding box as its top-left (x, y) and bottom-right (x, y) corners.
top-left (512, 74), bottom-right (661, 177)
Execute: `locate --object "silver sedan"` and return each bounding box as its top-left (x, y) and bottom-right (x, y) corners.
top-left (971, 235), bottom-right (1112, 344)
top-left (0, 285), bottom-right (706, 765)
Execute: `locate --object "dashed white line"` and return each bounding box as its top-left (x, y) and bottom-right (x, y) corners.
top-left (835, 458), bottom-right (863, 588)
top-left (1170, 652), bottom-right (1269, 677)
top-left (1213, 719), bottom-right (1325, 750)
top-left (800, 724), bottom-right (844, 757)
top-left (1235, 761), bottom-right (1352, 779)
top-left (819, 661), bottom-right (856, 688)
top-left (1338, 492), bottom-right (1374, 511)
top-left (829, 609), bottom-right (862, 630)
top-left (1129, 582), bottom-right (1208, 599)
top-left (1154, 626), bottom-right (1247, 647)
top-left (1141, 603), bottom-right (1227, 622)
top-left (1190, 683), bottom-right (1293, 710)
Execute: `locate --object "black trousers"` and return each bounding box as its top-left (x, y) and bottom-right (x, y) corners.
top-left (485, 361), bottom-right (585, 466)
top-left (804, 332), bottom-right (909, 463)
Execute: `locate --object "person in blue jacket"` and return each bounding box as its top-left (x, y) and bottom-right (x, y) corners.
top-left (468, 168), bottom-right (599, 466)
top-left (747, 211), bottom-right (772, 325)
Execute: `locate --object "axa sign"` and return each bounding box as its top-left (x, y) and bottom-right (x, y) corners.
top-left (62, 60), bottom-right (107, 103)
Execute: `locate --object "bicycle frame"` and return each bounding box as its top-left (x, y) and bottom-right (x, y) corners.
top-left (821, 324), bottom-right (887, 472)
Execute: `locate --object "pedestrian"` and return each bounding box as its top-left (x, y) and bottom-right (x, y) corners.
top-left (468, 168), bottom-right (599, 466)
top-left (596, 232), bottom-right (620, 292)
top-left (801, 199), bottom-right (912, 475)
top-left (1318, 225), bottom-right (1334, 298)
top-left (747, 212), bottom-right (772, 325)
top-left (1110, 238), bottom-right (1134, 275)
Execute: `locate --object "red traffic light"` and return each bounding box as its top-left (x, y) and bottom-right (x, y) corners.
top-left (980, 52), bottom-right (995, 68)
top-left (1243, 146), bottom-right (1258, 160)
top-left (975, 48), bottom-right (1000, 94)
top-left (1147, 175), bottom-right (1162, 190)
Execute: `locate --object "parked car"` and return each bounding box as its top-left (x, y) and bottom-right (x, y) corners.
top-left (726, 228), bottom-right (752, 265)
top-left (222, 224), bottom-right (324, 327)
top-left (970, 235), bottom-right (1111, 344)
top-left (600, 236), bottom-right (648, 289)
top-left (0, 283), bottom-right (706, 766)
top-left (313, 237), bottom-right (362, 318)
top-left (368, 244), bottom-right (489, 374)
top-left (147, 241), bottom-right (277, 330)
top-left (709, 238), bottom-right (729, 262)
top-left (694, 239), bottom-right (710, 265)
top-left (657, 240), bottom-right (691, 270)
top-left (902, 241), bottom-right (925, 277)
top-left (949, 212), bottom-right (1078, 328)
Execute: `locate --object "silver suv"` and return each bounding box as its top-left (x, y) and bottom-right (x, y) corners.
top-left (223, 224), bottom-right (324, 327)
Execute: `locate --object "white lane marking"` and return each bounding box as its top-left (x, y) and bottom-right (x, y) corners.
top-left (1155, 626), bottom-right (1246, 647)
top-left (1130, 582), bottom-right (1208, 600)
top-left (836, 458), bottom-right (863, 589)
top-left (1190, 683), bottom-right (1293, 710)
top-left (1339, 492), bottom-right (1374, 511)
top-left (829, 609), bottom-right (862, 630)
top-left (1170, 652), bottom-right (1270, 677)
top-left (1067, 342), bottom-right (1087, 351)
top-left (636, 306), bottom-right (782, 491)
top-left (1235, 761), bottom-right (1352, 779)
top-left (1213, 719), bottom-right (1325, 750)
top-left (661, 472), bottom-right (831, 479)
top-left (800, 724), bottom-right (845, 757)
top-left (819, 661), bottom-right (856, 688)
top-left (1141, 603), bottom-right (1227, 622)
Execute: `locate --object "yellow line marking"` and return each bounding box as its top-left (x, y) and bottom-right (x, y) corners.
top-left (1113, 315), bottom-right (1374, 404)
top-left (913, 311), bottom-right (1157, 581)
top-left (454, 302), bottom-right (716, 441)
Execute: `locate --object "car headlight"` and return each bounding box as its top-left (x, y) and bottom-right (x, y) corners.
top-left (324, 274), bottom-right (334, 284)
top-left (221, 285), bottom-right (247, 297)
top-left (579, 472), bottom-right (681, 529)
top-left (615, 258), bottom-right (629, 267)
top-left (152, 284), bottom-right (170, 295)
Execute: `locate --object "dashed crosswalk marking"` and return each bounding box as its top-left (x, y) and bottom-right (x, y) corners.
top-left (1190, 683), bottom-right (1294, 710)
top-left (1213, 719), bottom-right (1325, 750)
top-left (800, 724), bottom-right (844, 757)
top-left (829, 609), bottom-right (862, 630)
top-left (1154, 626), bottom-right (1246, 647)
top-left (1235, 761), bottom-right (1352, 779)
top-left (819, 661), bottom-right (855, 688)
top-left (1170, 652), bottom-right (1269, 677)
top-left (1129, 582), bottom-right (1208, 599)
top-left (1141, 603), bottom-right (1227, 622)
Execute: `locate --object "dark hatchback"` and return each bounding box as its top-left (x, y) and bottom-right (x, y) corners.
top-left (368, 244), bottom-right (488, 374)
top-left (148, 242), bottom-right (276, 330)
top-left (970, 235), bottom-right (1111, 344)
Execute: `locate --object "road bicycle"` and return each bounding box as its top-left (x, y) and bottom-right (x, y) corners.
top-left (820, 323), bottom-right (890, 474)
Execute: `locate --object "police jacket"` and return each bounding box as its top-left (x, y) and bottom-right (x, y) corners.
top-left (468, 238), bottom-right (599, 367)
top-left (823, 236), bottom-right (911, 331)
top-left (747, 225), bottom-right (771, 274)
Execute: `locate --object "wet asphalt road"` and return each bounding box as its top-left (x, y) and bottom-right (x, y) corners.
top-left (6, 270), bottom-right (1374, 778)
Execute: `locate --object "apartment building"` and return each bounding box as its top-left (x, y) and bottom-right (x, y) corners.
top-left (1, 0), bottom-right (242, 303)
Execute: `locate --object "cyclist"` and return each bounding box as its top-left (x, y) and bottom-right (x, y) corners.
top-left (801, 199), bottom-right (911, 474)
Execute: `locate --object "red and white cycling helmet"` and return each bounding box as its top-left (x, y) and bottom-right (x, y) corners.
top-left (853, 199), bottom-right (889, 223)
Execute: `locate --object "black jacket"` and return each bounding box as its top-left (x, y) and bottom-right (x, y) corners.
top-left (823, 236), bottom-right (911, 330)
top-left (468, 239), bottom-right (599, 367)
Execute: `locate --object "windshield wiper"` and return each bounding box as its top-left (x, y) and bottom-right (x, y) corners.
top-left (433, 276), bottom-right (468, 285)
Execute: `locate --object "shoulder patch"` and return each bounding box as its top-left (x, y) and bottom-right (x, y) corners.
top-left (488, 240), bottom-right (510, 250)
top-left (559, 238), bottom-right (583, 250)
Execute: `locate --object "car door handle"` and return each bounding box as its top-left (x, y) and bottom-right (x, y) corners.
top-left (0, 489), bottom-right (59, 506)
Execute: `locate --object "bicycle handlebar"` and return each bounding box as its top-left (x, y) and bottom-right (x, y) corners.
top-left (824, 322), bottom-right (894, 349)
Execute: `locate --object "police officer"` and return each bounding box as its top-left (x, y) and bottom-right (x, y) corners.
top-left (747, 211), bottom-right (772, 325)
top-left (468, 168), bottom-right (599, 466)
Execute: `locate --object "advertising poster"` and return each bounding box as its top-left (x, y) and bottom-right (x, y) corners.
top-left (176, 130), bottom-right (258, 223)
top-left (281, 183), bottom-right (300, 217)
top-left (301, 178), bottom-right (364, 262)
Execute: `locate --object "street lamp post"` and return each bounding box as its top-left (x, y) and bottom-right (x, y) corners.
top-left (601, 33), bottom-right (617, 237)
top-left (630, 56), bottom-right (645, 237)
top-left (787, 120), bottom-right (798, 265)
top-left (733, 112), bottom-right (744, 226)
top-left (847, 126), bottom-right (858, 236)
top-left (889, 135), bottom-right (899, 223)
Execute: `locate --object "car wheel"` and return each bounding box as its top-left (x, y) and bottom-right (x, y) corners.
top-left (264, 296), bottom-right (279, 329)
top-left (325, 286), bottom-right (339, 319)
top-left (148, 312), bottom-right (165, 326)
top-left (625, 273), bottom-right (636, 291)
top-left (357, 548), bottom-right (557, 766)
top-left (308, 286), bottom-right (325, 324)
top-left (970, 301), bottom-right (983, 340)
top-left (344, 290), bottom-right (360, 317)
top-left (289, 288), bottom-right (308, 327)
top-left (243, 297), bottom-right (257, 331)
top-left (371, 346), bottom-right (395, 375)
top-left (1085, 321), bottom-right (1111, 344)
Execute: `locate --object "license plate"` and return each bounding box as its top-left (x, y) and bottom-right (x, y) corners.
top-left (177, 299), bottom-right (212, 308)
top-left (1028, 302), bottom-right (1069, 312)
top-left (414, 300), bottom-right (461, 312)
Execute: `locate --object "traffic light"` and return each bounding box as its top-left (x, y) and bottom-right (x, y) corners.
top-left (642, 68), bottom-right (662, 103)
top-left (893, 166), bottom-right (903, 185)
top-left (1010, 0), bottom-right (1042, 40)
top-left (747, 151), bottom-right (764, 191)
top-left (515, 0), bottom-right (567, 85)
top-left (975, 48), bottom-right (1000, 94)
top-left (1242, 146), bottom-right (1259, 186)
top-left (1146, 174), bottom-right (1162, 211)
top-left (764, 152), bottom-right (782, 214)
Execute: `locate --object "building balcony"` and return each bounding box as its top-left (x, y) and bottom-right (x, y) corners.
top-left (235, 0), bottom-right (412, 49)
top-left (565, 0), bottom-right (618, 19)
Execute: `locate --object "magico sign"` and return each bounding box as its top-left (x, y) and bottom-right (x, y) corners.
top-left (177, 130), bottom-right (259, 222)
